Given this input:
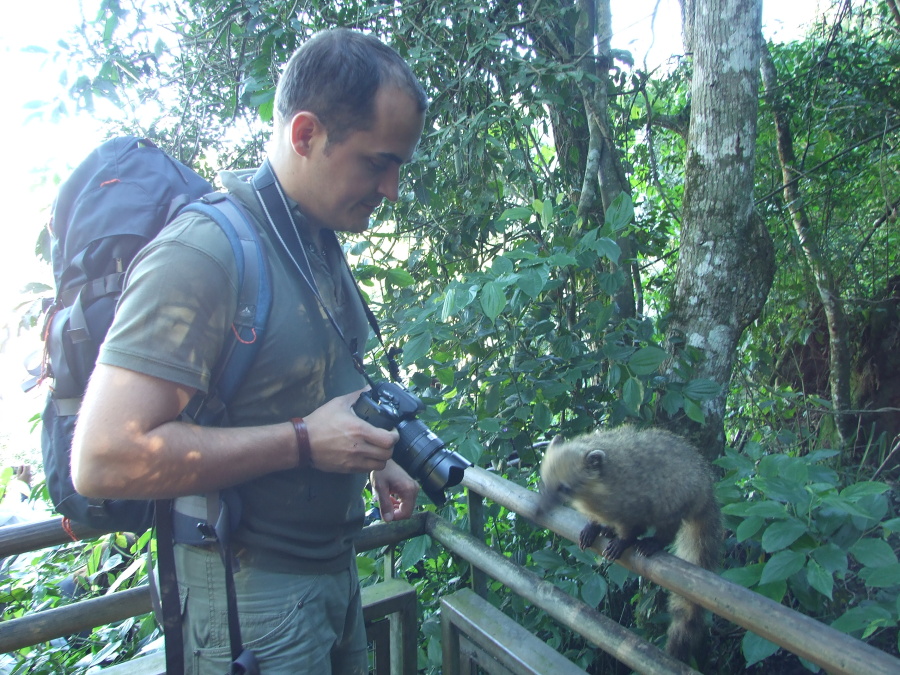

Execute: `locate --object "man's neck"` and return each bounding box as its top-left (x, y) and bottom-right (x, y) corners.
top-left (267, 153), bottom-right (326, 247)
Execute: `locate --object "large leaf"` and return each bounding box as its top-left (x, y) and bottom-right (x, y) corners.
top-left (516, 266), bottom-right (549, 299)
top-left (622, 377), bottom-right (644, 414)
top-left (683, 378), bottom-right (721, 400)
top-left (480, 281), bottom-right (507, 321)
top-left (604, 192), bottom-right (634, 231)
top-left (761, 518), bottom-right (807, 552)
top-left (805, 560), bottom-right (834, 599)
top-left (627, 346), bottom-right (667, 375)
top-left (760, 549), bottom-right (806, 584)
top-left (742, 631), bottom-right (780, 667)
top-left (402, 332), bottom-right (432, 365)
top-left (386, 267), bottom-right (416, 287)
top-left (850, 538), bottom-right (898, 567)
top-left (580, 574), bottom-right (607, 607)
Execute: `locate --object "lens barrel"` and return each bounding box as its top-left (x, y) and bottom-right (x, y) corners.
top-left (394, 419), bottom-right (469, 506)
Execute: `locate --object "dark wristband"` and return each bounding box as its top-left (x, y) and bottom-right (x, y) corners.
top-left (290, 417), bottom-right (312, 469)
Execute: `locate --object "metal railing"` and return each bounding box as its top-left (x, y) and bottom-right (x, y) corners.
top-left (1, 468), bottom-right (899, 675)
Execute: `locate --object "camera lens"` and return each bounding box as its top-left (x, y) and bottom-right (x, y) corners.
top-left (394, 420), bottom-right (470, 506)
top-left (395, 419), bottom-right (445, 477)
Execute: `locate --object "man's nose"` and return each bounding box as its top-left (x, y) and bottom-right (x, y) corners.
top-left (378, 164), bottom-right (401, 202)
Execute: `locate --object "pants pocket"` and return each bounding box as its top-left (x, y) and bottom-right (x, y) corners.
top-left (191, 575), bottom-right (322, 674)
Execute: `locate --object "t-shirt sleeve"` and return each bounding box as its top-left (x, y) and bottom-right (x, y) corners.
top-left (98, 214), bottom-right (239, 393)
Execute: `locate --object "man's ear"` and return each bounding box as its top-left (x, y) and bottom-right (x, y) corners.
top-left (289, 111), bottom-right (324, 157)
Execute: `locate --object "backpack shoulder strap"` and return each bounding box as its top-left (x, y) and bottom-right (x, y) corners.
top-left (157, 192), bottom-right (269, 675)
top-left (179, 193), bottom-right (273, 425)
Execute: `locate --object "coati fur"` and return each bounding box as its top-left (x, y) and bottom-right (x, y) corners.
top-left (538, 426), bottom-right (723, 664)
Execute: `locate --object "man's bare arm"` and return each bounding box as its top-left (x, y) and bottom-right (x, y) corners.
top-left (72, 363), bottom-right (398, 500)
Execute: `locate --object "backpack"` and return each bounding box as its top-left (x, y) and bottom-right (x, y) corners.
top-left (37, 136), bottom-right (272, 535)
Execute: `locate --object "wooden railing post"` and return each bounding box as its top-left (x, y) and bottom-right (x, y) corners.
top-left (466, 489), bottom-right (488, 598)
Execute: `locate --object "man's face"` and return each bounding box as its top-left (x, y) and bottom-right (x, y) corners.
top-left (301, 86), bottom-right (425, 234)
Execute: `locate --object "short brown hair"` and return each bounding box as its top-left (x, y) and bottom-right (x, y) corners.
top-left (275, 29), bottom-right (428, 143)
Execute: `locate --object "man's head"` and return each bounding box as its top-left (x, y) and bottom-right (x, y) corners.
top-left (270, 29), bottom-right (428, 234)
top-left (275, 28), bottom-right (428, 146)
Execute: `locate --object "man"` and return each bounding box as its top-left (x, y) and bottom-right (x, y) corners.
top-left (71, 28), bottom-right (427, 674)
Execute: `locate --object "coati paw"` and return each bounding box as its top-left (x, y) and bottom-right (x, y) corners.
top-left (603, 538), bottom-right (628, 560)
top-left (633, 538), bottom-right (663, 557)
top-left (579, 521), bottom-right (605, 550)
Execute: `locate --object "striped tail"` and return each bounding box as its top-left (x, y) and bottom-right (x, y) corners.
top-left (666, 506), bottom-right (723, 663)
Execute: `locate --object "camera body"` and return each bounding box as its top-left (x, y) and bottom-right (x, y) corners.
top-left (353, 382), bottom-right (469, 505)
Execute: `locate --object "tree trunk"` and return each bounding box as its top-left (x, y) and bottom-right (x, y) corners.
top-left (663, 0), bottom-right (773, 459)
top-left (759, 42), bottom-right (855, 445)
top-left (526, 0), bottom-right (637, 321)
top-left (574, 0), bottom-right (637, 320)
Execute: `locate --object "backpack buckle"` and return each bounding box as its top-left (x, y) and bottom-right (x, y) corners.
top-left (196, 522), bottom-right (218, 542)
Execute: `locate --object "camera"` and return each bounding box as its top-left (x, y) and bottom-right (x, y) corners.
top-left (353, 382), bottom-right (470, 506)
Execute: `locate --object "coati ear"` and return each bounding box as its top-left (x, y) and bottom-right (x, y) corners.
top-left (548, 435), bottom-right (565, 450)
top-left (585, 449), bottom-right (606, 471)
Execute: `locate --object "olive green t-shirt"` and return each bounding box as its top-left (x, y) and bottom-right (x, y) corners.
top-left (99, 170), bottom-right (370, 573)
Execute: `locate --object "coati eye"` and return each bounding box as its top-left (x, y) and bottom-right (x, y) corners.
top-left (559, 483), bottom-right (574, 496)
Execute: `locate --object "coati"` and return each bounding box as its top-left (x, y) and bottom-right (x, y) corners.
top-left (538, 426), bottom-right (723, 663)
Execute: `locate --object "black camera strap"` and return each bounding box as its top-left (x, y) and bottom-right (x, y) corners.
top-left (251, 160), bottom-right (402, 384)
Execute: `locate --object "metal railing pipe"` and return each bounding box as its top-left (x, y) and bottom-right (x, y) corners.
top-left (460, 466), bottom-right (900, 675)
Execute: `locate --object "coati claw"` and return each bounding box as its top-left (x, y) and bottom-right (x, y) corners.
top-left (634, 538), bottom-right (663, 557)
top-left (603, 538), bottom-right (629, 560)
top-left (580, 521), bottom-right (618, 550)
top-left (579, 521), bottom-right (604, 550)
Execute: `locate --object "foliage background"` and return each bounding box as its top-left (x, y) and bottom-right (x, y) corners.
top-left (1, 0), bottom-right (898, 673)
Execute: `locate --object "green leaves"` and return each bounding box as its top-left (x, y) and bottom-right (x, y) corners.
top-left (760, 518), bottom-right (807, 552)
top-left (621, 377), bottom-right (644, 414)
top-left (850, 538), bottom-right (897, 568)
top-left (479, 280), bottom-right (506, 321)
top-left (497, 206), bottom-right (533, 223)
top-left (580, 574), bottom-right (608, 607)
top-left (603, 192), bottom-right (634, 232)
top-left (399, 535), bottom-right (431, 571)
top-left (806, 560), bottom-right (834, 599)
top-left (718, 443), bottom-right (900, 663)
top-left (627, 346), bottom-right (668, 375)
top-left (760, 549), bottom-right (806, 584)
top-left (401, 331), bottom-right (433, 365)
top-left (742, 632), bottom-right (780, 666)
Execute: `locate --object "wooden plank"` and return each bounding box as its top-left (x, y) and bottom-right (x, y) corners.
top-left (0, 587), bottom-right (152, 654)
top-left (100, 651), bottom-right (164, 675)
top-left (362, 578), bottom-right (417, 675)
top-left (361, 577), bottom-right (416, 620)
top-left (441, 588), bottom-right (586, 675)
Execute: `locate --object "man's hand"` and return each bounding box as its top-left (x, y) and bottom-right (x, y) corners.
top-left (370, 460), bottom-right (418, 522)
top-left (304, 389), bottom-right (399, 474)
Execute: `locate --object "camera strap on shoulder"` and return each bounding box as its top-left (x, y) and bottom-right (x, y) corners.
top-left (251, 160), bottom-right (402, 385)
